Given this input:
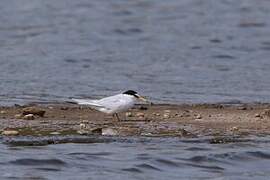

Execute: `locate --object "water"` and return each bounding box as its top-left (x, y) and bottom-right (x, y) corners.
top-left (1, 136), bottom-right (270, 180)
top-left (1, 0), bottom-right (270, 105)
top-left (1, 1), bottom-right (270, 179)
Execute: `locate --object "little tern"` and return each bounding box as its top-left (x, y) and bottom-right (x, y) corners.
top-left (72, 90), bottom-right (149, 121)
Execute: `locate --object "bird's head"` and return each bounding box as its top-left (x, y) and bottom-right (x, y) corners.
top-left (123, 90), bottom-right (150, 103)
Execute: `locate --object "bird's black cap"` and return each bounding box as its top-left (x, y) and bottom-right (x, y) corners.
top-left (123, 90), bottom-right (139, 97)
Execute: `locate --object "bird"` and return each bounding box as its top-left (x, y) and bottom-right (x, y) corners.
top-left (72, 90), bottom-right (149, 121)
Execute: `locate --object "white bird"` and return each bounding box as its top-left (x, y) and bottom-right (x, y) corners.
top-left (72, 90), bottom-right (149, 121)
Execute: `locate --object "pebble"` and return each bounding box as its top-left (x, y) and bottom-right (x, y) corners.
top-left (255, 114), bottom-right (261, 118)
top-left (263, 109), bottom-right (270, 117)
top-left (163, 114), bottom-right (170, 119)
top-left (0, 110), bottom-right (6, 114)
top-left (23, 114), bottom-right (35, 120)
top-left (180, 113), bottom-right (190, 117)
top-left (126, 112), bottom-right (133, 117)
top-left (49, 132), bottom-right (61, 135)
top-left (80, 123), bottom-right (87, 129)
top-left (60, 107), bottom-right (69, 110)
top-left (195, 114), bottom-right (202, 119)
top-left (164, 110), bottom-right (171, 113)
top-left (81, 120), bottom-right (89, 124)
top-left (238, 106), bottom-right (247, 110)
top-left (139, 106), bottom-right (148, 110)
top-left (136, 112), bottom-right (145, 117)
top-left (231, 126), bottom-right (239, 131)
top-left (153, 113), bottom-right (160, 116)
top-left (90, 127), bottom-right (102, 134)
top-left (14, 114), bottom-right (23, 119)
top-left (22, 107), bottom-right (46, 117)
top-left (2, 130), bottom-right (19, 136)
top-left (77, 130), bottom-right (89, 135)
top-left (141, 132), bottom-right (152, 136)
top-left (102, 128), bottom-right (118, 136)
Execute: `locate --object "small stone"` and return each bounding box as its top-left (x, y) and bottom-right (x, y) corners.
top-left (136, 112), bottom-right (145, 117)
top-left (0, 110), bottom-right (6, 114)
top-left (77, 130), bottom-right (89, 135)
top-left (164, 110), bottom-right (171, 113)
top-left (14, 114), bottom-right (23, 119)
top-left (231, 126), bottom-right (239, 131)
top-left (49, 132), bottom-right (61, 135)
top-left (153, 113), bottom-right (160, 116)
top-left (139, 106), bottom-right (148, 110)
top-left (195, 114), bottom-right (202, 119)
top-left (263, 109), bottom-right (270, 117)
top-left (23, 114), bottom-right (35, 120)
top-left (102, 128), bottom-right (118, 136)
top-left (180, 113), bottom-right (190, 117)
top-left (255, 114), bottom-right (261, 118)
top-left (238, 106), bottom-right (247, 110)
top-left (22, 107), bottom-right (46, 117)
top-left (141, 132), bottom-right (153, 136)
top-left (163, 114), bottom-right (170, 119)
top-left (82, 120), bottom-right (89, 124)
top-left (60, 107), bottom-right (69, 110)
top-left (80, 123), bottom-right (87, 129)
top-left (2, 130), bottom-right (19, 136)
top-left (90, 127), bottom-right (102, 134)
top-left (126, 112), bottom-right (133, 117)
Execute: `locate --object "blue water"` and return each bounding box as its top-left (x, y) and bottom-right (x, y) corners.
top-left (1, 1), bottom-right (270, 179)
top-left (1, 0), bottom-right (270, 105)
top-left (1, 136), bottom-right (270, 180)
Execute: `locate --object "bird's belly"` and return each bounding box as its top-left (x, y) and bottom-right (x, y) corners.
top-left (97, 107), bottom-right (112, 114)
top-left (114, 102), bottom-right (134, 113)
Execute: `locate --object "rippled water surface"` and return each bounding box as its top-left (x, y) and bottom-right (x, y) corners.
top-left (1, 137), bottom-right (270, 180)
top-left (1, 0), bottom-right (270, 105)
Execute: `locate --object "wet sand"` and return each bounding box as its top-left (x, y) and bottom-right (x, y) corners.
top-left (0, 103), bottom-right (270, 139)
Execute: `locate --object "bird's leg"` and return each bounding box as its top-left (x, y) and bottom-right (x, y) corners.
top-left (115, 113), bottom-right (120, 121)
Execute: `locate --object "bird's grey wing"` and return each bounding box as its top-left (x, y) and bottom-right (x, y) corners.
top-left (72, 98), bottom-right (105, 108)
top-left (97, 95), bottom-right (124, 108)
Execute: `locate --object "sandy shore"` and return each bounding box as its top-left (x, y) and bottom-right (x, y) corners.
top-left (0, 103), bottom-right (270, 139)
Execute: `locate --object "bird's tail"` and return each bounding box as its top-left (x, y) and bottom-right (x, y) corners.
top-left (70, 98), bottom-right (103, 107)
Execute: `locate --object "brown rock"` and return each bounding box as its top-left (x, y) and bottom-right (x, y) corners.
top-left (238, 106), bottom-right (247, 110)
top-left (14, 114), bottom-right (23, 119)
top-left (139, 106), bottom-right (148, 110)
top-left (60, 107), bottom-right (69, 110)
top-left (50, 132), bottom-right (61, 135)
top-left (153, 113), bottom-right (160, 116)
top-left (136, 112), bottom-right (145, 117)
top-left (0, 110), bottom-right (6, 114)
top-left (90, 127), bottom-right (102, 134)
top-left (22, 107), bottom-right (46, 117)
top-left (164, 110), bottom-right (171, 113)
top-left (195, 114), bottom-right (202, 119)
top-left (163, 114), bottom-right (170, 119)
top-left (102, 128), bottom-right (118, 136)
top-left (77, 130), bottom-right (89, 135)
top-left (2, 130), bottom-right (19, 136)
top-left (80, 123), bottom-right (87, 129)
top-left (23, 114), bottom-right (35, 120)
top-left (126, 112), bottom-right (133, 117)
top-left (263, 109), bottom-right (270, 117)
top-left (231, 126), bottom-right (239, 131)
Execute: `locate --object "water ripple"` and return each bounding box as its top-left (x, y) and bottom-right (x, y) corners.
top-left (9, 158), bottom-right (66, 166)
